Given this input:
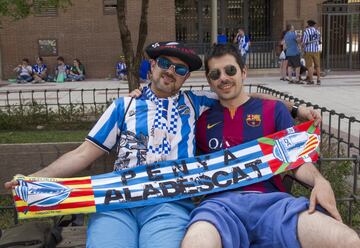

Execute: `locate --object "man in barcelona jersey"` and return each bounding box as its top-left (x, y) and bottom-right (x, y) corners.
top-left (181, 44), bottom-right (360, 248)
top-left (6, 41), bottom-right (322, 248)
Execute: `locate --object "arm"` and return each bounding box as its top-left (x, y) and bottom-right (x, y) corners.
top-left (293, 163), bottom-right (342, 222)
top-left (4, 141), bottom-right (105, 189)
top-left (77, 65), bottom-right (84, 75)
top-left (14, 65), bottom-right (21, 72)
top-left (248, 93), bottom-right (321, 125)
top-left (233, 34), bottom-right (239, 44)
top-left (41, 68), bottom-right (48, 77)
top-left (27, 66), bottom-right (33, 75)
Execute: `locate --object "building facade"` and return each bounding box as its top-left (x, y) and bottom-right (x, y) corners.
top-left (0, 0), bottom-right (358, 79)
top-left (0, 0), bottom-right (176, 79)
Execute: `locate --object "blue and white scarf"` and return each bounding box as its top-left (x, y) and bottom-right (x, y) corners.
top-left (144, 85), bottom-right (179, 164)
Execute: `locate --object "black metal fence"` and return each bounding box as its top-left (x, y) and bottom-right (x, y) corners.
top-left (256, 85), bottom-right (360, 158)
top-left (0, 84), bottom-right (262, 116)
top-left (257, 85), bottom-right (360, 225)
top-left (186, 41), bottom-right (279, 69)
top-left (320, 2), bottom-right (360, 70)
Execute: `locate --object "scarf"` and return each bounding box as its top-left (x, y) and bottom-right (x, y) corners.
top-left (144, 85), bottom-right (179, 164)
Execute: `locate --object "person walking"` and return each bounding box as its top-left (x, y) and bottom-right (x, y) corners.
top-left (303, 20), bottom-right (322, 85)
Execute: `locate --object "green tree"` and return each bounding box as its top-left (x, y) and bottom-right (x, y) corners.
top-left (117, 0), bottom-right (149, 92)
top-left (0, 0), bottom-right (71, 22)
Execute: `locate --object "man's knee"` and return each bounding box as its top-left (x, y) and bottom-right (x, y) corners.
top-left (181, 221), bottom-right (221, 248)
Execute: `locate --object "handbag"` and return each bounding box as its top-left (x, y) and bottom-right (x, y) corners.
top-left (279, 50), bottom-right (286, 60)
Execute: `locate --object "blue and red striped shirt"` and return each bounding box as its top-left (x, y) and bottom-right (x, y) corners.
top-left (196, 97), bottom-right (294, 193)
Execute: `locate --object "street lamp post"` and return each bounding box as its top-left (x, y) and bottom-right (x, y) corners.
top-left (211, 0), bottom-right (218, 44)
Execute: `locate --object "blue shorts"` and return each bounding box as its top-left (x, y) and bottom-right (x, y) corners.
top-left (87, 199), bottom-right (195, 248)
top-left (188, 191), bottom-right (310, 248)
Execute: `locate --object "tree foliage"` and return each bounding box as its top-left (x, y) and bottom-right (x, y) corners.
top-left (0, 0), bottom-right (71, 21)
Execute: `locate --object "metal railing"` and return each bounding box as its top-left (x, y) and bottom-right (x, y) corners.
top-left (256, 85), bottom-right (360, 158)
top-left (0, 84), bottom-right (263, 116)
top-left (257, 85), bottom-right (360, 226)
top-left (186, 41), bottom-right (279, 69)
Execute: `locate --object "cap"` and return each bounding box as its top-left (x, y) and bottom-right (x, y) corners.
top-left (145, 41), bottom-right (202, 71)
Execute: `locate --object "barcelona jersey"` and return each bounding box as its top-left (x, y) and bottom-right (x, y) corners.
top-left (196, 97), bottom-right (294, 193)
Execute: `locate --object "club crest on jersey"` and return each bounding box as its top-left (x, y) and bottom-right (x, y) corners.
top-left (178, 105), bottom-right (190, 115)
top-left (273, 132), bottom-right (320, 163)
top-left (246, 114), bottom-right (261, 127)
top-left (15, 180), bottom-right (72, 211)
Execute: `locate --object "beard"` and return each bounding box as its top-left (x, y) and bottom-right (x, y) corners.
top-left (151, 71), bottom-right (181, 97)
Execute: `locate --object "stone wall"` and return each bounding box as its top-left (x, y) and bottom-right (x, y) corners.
top-left (0, 142), bottom-right (116, 194)
top-left (0, 0), bottom-right (175, 79)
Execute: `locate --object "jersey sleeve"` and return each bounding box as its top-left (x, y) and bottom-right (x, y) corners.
top-left (86, 99), bottom-right (125, 152)
top-left (186, 90), bottom-right (219, 118)
top-left (302, 30), bottom-right (309, 44)
top-left (275, 101), bottom-right (294, 131)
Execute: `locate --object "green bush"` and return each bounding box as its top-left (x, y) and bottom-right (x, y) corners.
top-left (0, 102), bottom-right (107, 131)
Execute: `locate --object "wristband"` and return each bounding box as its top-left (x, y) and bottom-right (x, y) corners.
top-left (291, 104), bottom-right (299, 119)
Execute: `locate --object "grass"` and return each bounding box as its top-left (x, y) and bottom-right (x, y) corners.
top-left (0, 130), bottom-right (89, 144)
top-left (0, 194), bottom-right (16, 229)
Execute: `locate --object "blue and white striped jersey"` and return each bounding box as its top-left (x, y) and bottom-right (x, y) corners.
top-left (237, 35), bottom-right (250, 55)
top-left (86, 89), bottom-right (217, 171)
top-left (302, 27), bottom-right (321, 52)
top-left (32, 64), bottom-right (47, 74)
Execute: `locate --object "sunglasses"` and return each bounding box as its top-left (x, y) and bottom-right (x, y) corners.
top-left (156, 57), bottom-right (189, 76)
top-left (207, 65), bottom-right (238, 81)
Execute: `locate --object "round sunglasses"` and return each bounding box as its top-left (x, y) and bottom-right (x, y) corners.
top-left (156, 57), bottom-right (189, 77)
top-left (207, 65), bottom-right (238, 81)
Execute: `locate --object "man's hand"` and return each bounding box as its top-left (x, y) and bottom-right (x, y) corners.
top-left (4, 175), bottom-right (23, 190)
top-left (129, 88), bottom-right (142, 98)
top-left (297, 106), bottom-right (321, 126)
top-left (308, 177), bottom-right (342, 222)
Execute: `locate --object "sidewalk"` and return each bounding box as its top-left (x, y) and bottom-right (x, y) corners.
top-left (1, 70), bottom-right (359, 120)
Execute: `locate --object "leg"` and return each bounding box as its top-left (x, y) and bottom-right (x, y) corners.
top-left (316, 66), bottom-right (321, 81)
top-left (182, 193), bottom-right (250, 248)
top-left (283, 60), bottom-right (288, 79)
top-left (308, 65), bottom-right (314, 81)
top-left (287, 66), bottom-right (293, 81)
top-left (182, 221), bottom-right (221, 248)
top-left (305, 53), bottom-right (314, 82)
top-left (295, 66), bottom-right (300, 81)
top-left (138, 201), bottom-right (194, 248)
top-left (33, 74), bottom-right (42, 82)
top-left (87, 209), bottom-right (139, 248)
top-left (298, 210), bottom-right (360, 248)
top-left (279, 61), bottom-right (284, 79)
top-left (314, 52), bottom-right (321, 83)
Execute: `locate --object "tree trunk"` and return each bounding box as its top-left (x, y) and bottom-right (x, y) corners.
top-left (117, 0), bottom-right (149, 92)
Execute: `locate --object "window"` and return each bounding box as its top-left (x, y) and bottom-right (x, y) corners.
top-left (38, 39), bottom-right (58, 57)
top-left (104, 0), bottom-right (117, 15)
top-left (34, 0), bottom-right (58, 17)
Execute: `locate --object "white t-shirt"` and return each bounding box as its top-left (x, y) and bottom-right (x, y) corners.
top-left (18, 65), bottom-right (32, 76)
